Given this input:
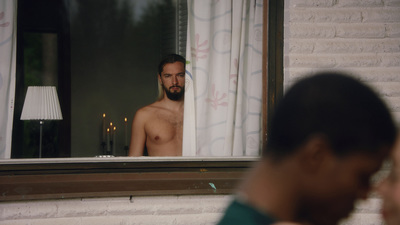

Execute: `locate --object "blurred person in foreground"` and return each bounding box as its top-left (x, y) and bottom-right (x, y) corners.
top-left (217, 72), bottom-right (397, 225)
top-left (377, 134), bottom-right (400, 225)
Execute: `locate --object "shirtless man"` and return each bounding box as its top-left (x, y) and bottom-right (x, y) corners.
top-left (128, 54), bottom-right (185, 156)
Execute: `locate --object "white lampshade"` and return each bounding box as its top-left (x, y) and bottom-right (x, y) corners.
top-left (21, 86), bottom-right (63, 120)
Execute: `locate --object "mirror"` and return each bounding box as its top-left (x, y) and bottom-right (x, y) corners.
top-left (9, 0), bottom-right (281, 159)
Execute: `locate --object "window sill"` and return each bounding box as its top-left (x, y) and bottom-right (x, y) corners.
top-left (0, 157), bottom-right (257, 201)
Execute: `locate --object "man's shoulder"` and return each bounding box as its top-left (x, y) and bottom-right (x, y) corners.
top-left (141, 100), bottom-right (175, 113)
top-left (137, 101), bottom-right (161, 113)
top-left (134, 101), bottom-right (165, 119)
top-left (217, 199), bottom-right (276, 225)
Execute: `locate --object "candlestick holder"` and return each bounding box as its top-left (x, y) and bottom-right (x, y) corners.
top-left (124, 145), bottom-right (129, 155)
top-left (101, 141), bottom-right (106, 151)
top-left (105, 141), bottom-right (113, 155)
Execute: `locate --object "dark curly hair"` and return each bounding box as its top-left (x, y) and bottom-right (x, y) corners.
top-left (265, 71), bottom-right (397, 160)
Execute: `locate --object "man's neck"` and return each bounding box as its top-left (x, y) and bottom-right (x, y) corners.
top-left (238, 159), bottom-right (301, 222)
top-left (161, 96), bottom-right (184, 111)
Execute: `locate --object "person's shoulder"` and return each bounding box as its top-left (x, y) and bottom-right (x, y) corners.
top-left (143, 100), bottom-right (171, 112)
top-left (217, 199), bottom-right (277, 225)
top-left (134, 101), bottom-right (162, 118)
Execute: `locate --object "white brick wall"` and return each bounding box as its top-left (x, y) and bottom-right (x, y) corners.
top-left (284, 0), bottom-right (400, 123)
top-left (1, 1), bottom-right (399, 225)
top-left (0, 195), bottom-right (232, 225)
top-left (285, 1), bottom-right (399, 223)
top-left (0, 188), bottom-right (388, 225)
top-left (0, 193), bottom-right (387, 225)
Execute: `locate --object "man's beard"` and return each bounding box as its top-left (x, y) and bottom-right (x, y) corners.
top-left (163, 84), bottom-right (185, 101)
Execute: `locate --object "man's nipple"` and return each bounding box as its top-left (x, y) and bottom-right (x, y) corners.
top-left (155, 136), bottom-right (160, 141)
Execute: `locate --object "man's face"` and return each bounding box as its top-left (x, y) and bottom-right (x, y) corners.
top-left (300, 149), bottom-right (389, 225)
top-left (377, 136), bottom-right (400, 225)
top-left (159, 61), bottom-right (185, 101)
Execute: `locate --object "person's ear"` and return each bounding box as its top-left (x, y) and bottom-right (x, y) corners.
top-left (298, 135), bottom-right (333, 173)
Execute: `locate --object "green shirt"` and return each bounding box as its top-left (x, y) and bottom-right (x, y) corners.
top-left (217, 199), bottom-right (277, 225)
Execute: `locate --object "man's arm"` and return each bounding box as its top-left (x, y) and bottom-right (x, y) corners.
top-left (128, 109), bottom-right (147, 156)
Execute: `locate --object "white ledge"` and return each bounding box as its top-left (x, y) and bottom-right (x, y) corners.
top-left (0, 156), bottom-right (259, 165)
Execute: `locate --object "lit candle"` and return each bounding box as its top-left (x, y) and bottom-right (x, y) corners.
top-left (109, 122), bottom-right (113, 140)
top-left (102, 113), bottom-right (106, 142)
top-left (113, 126), bottom-right (117, 155)
top-left (124, 117), bottom-right (128, 147)
top-left (106, 128), bottom-right (110, 153)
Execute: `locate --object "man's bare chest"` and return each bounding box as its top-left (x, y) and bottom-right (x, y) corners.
top-left (144, 113), bottom-right (183, 143)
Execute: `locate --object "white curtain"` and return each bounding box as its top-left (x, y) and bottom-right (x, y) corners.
top-left (0, 0), bottom-right (17, 159)
top-left (184, 0), bottom-right (263, 156)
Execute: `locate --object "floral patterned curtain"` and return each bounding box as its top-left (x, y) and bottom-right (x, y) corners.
top-left (183, 0), bottom-right (263, 156)
top-left (0, 0), bottom-right (17, 159)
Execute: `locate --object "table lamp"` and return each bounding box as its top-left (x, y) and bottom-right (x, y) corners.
top-left (20, 86), bottom-right (63, 158)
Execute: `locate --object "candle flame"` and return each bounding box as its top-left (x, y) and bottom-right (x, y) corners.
top-left (125, 117), bottom-right (127, 122)
top-left (103, 113), bottom-right (106, 118)
top-left (110, 122), bottom-right (113, 126)
top-left (114, 126), bottom-right (116, 131)
top-left (107, 128), bottom-right (110, 132)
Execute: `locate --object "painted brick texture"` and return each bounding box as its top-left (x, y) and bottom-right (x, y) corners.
top-left (0, 195), bottom-right (232, 225)
top-left (0, 192), bottom-right (388, 225)
top-left (284, 2), bottom-right (399, 223)
top-left (285, 0), bottom-right (400, 123)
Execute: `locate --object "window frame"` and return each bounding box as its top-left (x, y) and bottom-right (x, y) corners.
top-left (0, 0), bottom-right (283, 202)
